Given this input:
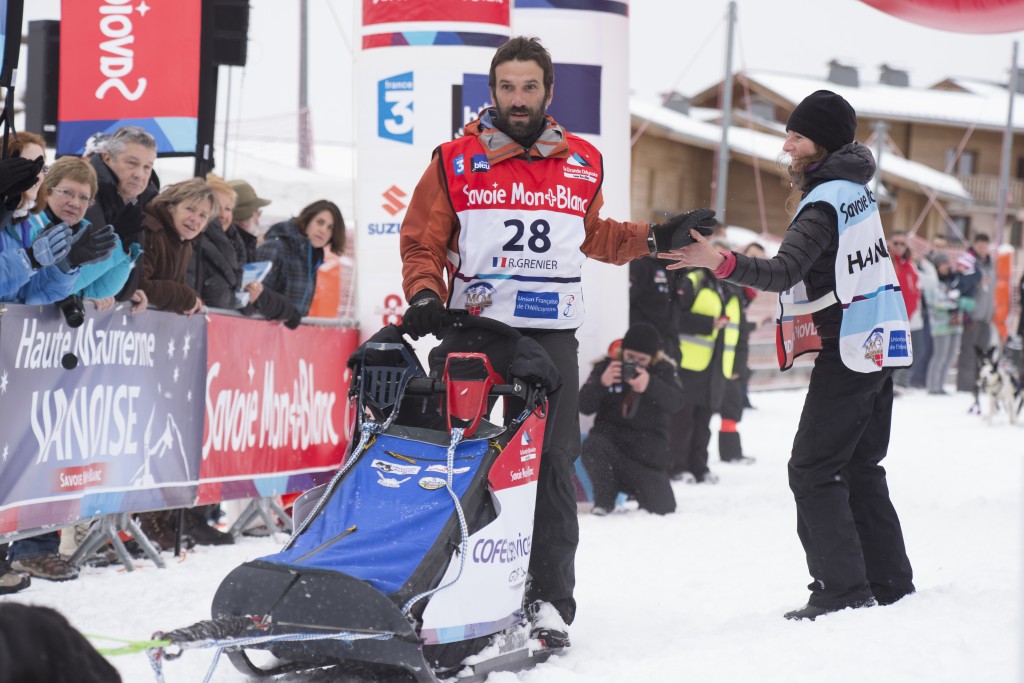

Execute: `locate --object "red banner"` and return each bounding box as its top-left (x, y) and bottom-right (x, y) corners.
top-left (197, 315), bottom-right (358, 504)
top-left (59, 0), bottom-right (200, 120)
top-left (362, 0), bottom-right (510, 26)
top-left (57, 0), bottom-right (201, 155)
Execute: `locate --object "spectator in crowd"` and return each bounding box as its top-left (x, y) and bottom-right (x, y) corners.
top-left (737, 241), bottom-right (769, 408)
top-left (138, 179), bottom-right (217, 315)
top-left (1018, 270), bottom-right (1024, 340)
top-left (186, 174), bottom-right (253, 310)
top-left (955, 233), bottom-right (995, 392)
top-left (2, 150), bottom-right (119, 583)
top-left (135, 181), bottom-right (238, 549)
top-left (0, 136), bottom-right (77, 305)
top-left (670, 263), bottom-right (740, 484)
top-left (257, 199), bottom-right (345, 318)
top-left (923, 253), bottom-right (964, 395)
top-left (629, 222), bottom-right (682, 364)
top-left (580, 323), bottom-right (684, 516)
top-left (84, 125), bottom-right (159, 309)
top-left (888, 230), bottom-right (920, 389)
top-left (29, 156), bottom-right (129, 305)
top-left (908, 240), bottom-right (940, 389)
top-left (662, 89), bottom-right (915, 620)
top-left (0, 151), bottom-right (63, 592)
top-left (715, 240), bottom-right (756, 465)
top-left (228, 179), bottom-right (271, 262)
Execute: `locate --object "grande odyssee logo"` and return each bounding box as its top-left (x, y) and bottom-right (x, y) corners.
top-left (379, 72), bottom-right (414, 144)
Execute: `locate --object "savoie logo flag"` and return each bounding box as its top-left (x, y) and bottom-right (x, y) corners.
top-left (57, 0), bottom-right (201, 156)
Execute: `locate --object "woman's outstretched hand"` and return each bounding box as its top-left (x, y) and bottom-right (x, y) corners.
top-left (659, 228), bottom-right (727, 271)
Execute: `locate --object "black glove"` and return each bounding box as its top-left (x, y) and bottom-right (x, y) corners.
top-left (112, 201), bottom-right (145, 245)
top-left (649, 208), bottom-right (717, 253)
top-left (0, 155), bottom-right (44, 199)
top-left (284, 308), bottom-right (303, 329)
top-left (28, 222), bottom-right (72, 268)
top-left (402, 290), bottom-right (444, 339)
top-left (57, 223), bottom-right (118, 273)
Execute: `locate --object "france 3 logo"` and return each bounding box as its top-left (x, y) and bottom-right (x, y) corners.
top-left (379, 72), bottom-right (414, 144)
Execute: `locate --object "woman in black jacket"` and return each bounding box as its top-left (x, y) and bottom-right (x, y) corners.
top-left (663, 90), bottom-right (915, 621)
top-left (257, 199), bottom-right (345, 317)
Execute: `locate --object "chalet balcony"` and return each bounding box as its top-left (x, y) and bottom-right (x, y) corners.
top-left (958, 174), bottom-right (1024, 208)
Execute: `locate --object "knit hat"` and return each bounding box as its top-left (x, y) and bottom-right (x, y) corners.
top-left (929, 252), bottom-right (949, 267)
top-left (786, 90), bottom-right (857, 154)
top-left (230, 180), bottom-right (271, 221)
top-left (622, 322), bottom-right (661, 357)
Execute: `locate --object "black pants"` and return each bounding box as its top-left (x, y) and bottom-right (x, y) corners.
top-left (669, 402), bottom-right (714, 480)
top-left (582, 432), bottom-right (676, 515)
top-left (429, 327), bottom-right (580, 624)
top-left (790, 342), bottom-right (915, 607)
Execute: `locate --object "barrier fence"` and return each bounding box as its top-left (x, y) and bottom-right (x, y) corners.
top-left (0, 303), bottom-right (359, 542)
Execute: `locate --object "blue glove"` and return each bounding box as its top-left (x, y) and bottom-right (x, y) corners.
top-left (57, 223), bottom-right (118, 273)
top-left (28, 222), bottom-right (72, 268)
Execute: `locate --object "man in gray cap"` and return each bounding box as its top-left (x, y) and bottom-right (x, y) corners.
top-left (229, 179), bottom-right (272, 263)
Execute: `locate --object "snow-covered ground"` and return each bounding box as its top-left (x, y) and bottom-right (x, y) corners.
top-left (2, 386), bottom-right (1021, 683)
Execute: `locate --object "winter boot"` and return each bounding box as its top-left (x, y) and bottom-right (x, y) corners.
top-left (784, 597), bottom-right (876, 621)
top-left (718, 430), bottom-right (755, 464)
top-left (184, 507), bottom-right (235, 546)
top-left (0, 569), bottom-right (30, 594)
top-left (137, 511), bottom-right (195, 553)
top-left (527, 601), bottom-right (571, 649)
top-left (10, 554), bottom-right (79, 582)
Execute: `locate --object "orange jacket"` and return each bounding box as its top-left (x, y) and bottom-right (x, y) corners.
top-left (400, 113), bottom-right (650, 303)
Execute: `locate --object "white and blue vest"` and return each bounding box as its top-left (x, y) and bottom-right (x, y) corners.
top-left (777, 180), bottom-right (912, 373)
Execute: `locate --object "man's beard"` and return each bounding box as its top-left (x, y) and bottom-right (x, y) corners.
top-left (493, 103), bottom-right (547, 147)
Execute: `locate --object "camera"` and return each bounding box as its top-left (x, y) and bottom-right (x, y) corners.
top-left (621, 359), bottom-right (638, 382)
top-left (57, 294), bottom-right (85, 328)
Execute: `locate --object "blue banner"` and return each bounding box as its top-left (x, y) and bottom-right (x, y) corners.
top-left (0, 303), bottom-right (206, 537)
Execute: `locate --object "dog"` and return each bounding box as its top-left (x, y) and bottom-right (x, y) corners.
top-left (973, 346), bottom-right (1023, 425)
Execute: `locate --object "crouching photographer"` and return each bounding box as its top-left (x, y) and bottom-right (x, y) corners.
top-left (580, 322), bottom-right (684, 515)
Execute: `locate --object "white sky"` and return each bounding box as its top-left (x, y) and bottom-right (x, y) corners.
top-left (7, 386), bottom-right (1021, 682)
top-left (20, 0), bottom-right (1024, 148)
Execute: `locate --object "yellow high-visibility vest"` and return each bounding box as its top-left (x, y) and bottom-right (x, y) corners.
top-left (678, 271), bottom-right (741, 376)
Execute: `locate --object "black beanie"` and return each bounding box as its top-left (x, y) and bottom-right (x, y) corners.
top-left (786, 90), bottom-right (857, 154)
top-left (622, 322), bottom-right (661, 357)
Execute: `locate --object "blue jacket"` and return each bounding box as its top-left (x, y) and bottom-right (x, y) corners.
top-left (0, 218), bottom-right (78, 304)
top-left (27, 211), bottom-right (140, 299)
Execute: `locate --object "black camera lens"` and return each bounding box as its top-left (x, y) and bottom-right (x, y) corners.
top-left (621, 359), bottom-right (638, 382)
top-left (57, 294), bottom-right (85, 328)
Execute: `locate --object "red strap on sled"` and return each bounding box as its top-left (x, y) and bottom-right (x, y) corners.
top-left (443, 353), bottom-right (503, 437)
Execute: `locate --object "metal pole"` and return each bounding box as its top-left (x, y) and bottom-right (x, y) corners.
top-left (713, 1), bottom-right (736, 223)
top-left (995, 41), bottom-right (1018, 246)
top-left (298, 0), bottom-right (312, 169)
top-left (872, 119), bottom-right (888, 197)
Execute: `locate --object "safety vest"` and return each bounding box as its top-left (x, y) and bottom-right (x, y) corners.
top-left (678, 270), bottom-right (741, 376)
top-left (777, 180), bottom-right (912, 373)
top-left (438, 133), bottom-right (603, 329)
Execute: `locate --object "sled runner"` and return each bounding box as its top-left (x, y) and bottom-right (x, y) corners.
top-left (202, 312), bottom-right (560, 681)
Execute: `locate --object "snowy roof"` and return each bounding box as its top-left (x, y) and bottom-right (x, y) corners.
top-left (744, 70), bottom-right (1024, 133)
top-left (630, 97), bottom-right (971, 202)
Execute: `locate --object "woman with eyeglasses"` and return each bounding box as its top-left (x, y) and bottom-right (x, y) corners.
top-left (26, 156), bottom-right (134, 303)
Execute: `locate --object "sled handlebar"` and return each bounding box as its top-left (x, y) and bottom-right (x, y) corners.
top-left (395, 309), bottom-right (523, 341)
